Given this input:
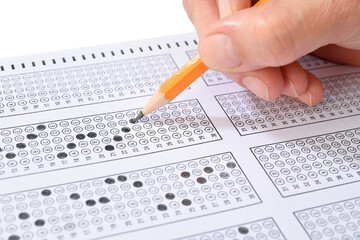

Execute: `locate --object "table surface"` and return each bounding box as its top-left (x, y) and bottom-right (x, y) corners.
top-left (0, 0), bottom-right (195, 59)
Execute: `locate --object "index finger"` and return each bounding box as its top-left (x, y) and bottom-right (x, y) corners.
top-left (183, 0), bottom-right (219, 37)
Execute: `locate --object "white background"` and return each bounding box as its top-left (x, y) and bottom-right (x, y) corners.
top-left (0, 0), bottom-right (195, 59)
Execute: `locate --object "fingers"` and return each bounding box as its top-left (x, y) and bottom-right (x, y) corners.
top-left (313, 44), bottom-right (360, 66)
top-left (224, 62), bottom-right (323, 106)
top-left (280, 62), bottom-right (308, 98)
top-left (297, 71), bottom-right (324, 106)
top-left (198, 0), bottom-right (340, 72)
top-left (224, 67), bottom-right (283, 101)
top-left (184, 0), bottom-right (327, 106)
top-left (281, 62), bottom-right (323, 106)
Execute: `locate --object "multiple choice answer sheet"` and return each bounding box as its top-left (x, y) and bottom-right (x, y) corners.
top-left (0, 33), bottom-right (359, 240)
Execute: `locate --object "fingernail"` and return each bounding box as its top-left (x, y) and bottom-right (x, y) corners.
top-left (298, 91), bottom-right (313, 106)
top-left (307, 91), bottom-right (313, 106)
top-left (242, 76), bottom-right (270, 101)
top-left (288, 79), bottom-right (299, 97)
top-left (200, 34), bottom-right (241, 70)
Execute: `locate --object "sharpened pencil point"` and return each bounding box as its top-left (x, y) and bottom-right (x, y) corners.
top-left (129, 111), bottom-right (144, 124)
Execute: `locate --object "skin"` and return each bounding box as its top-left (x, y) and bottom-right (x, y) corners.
top-left (183, 0), bottom-right (360, 105)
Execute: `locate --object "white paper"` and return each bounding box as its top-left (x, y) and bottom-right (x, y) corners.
top-left (0, 33), bottom-right (359, 240)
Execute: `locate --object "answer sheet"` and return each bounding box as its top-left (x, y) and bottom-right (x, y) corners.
top-left (0, 33), bottom-right (359, 240)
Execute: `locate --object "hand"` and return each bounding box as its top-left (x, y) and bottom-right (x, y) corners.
top-left (183, 0), bottom-right (360, 105)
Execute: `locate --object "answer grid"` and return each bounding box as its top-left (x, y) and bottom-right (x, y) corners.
top-left (0, 152), bottom-right (261, 240)
top-left (0, 54), bottom-right (178, 118)
top-left (251, 128), bottom-right (360, 197)
top-left (215, 71), bottom-right (360, 135)
top-left (294, 197), bottom-right (360, 240)
top-left (0, 99), bottom-right (221, 179)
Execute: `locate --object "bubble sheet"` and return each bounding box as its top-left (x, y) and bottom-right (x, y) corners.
top-left (297, 55), bottom-right (338, 70)
top-left (0, 99), bottom-right (221, 179)
top-left (251, 128), bottom-right (360, 197)
top-left (1, 32), bottom-right (360, 240)
top-left (294, 197), bottom-right (360, 240)
top-left (215, 72), bottom-right (360, 135)
top-left (0, 152), bottom-right (260, 240)
top-left (0, 54), bottom-right (177, 118)
top-left (186, 51), bottom-right (232, 86)
top-left (177, 218), bottom-right (285, 240)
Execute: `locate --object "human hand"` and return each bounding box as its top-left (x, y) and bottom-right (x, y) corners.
top-left (183, 0), bottom-right (360, 105)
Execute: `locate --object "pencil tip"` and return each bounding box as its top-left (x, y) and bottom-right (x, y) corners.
top-left (129, 111), bottom-right (144, 124)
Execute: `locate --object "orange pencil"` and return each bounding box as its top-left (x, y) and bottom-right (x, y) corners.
top-left (131, 0), bottom-right (270, 123)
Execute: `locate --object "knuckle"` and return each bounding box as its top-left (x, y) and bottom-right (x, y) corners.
top-left (253, 12), bottom-right (298, 66)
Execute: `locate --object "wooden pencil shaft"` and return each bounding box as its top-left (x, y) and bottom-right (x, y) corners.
top-left (141, 54), bottom-right (207, 116)
top-left (159, 54), bottom-right (208, 100)
top-left (253, 0), bottom-right (270, 6)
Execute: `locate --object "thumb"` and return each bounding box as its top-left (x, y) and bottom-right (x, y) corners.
top-left (199, 0), bottom-right (339, 72)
